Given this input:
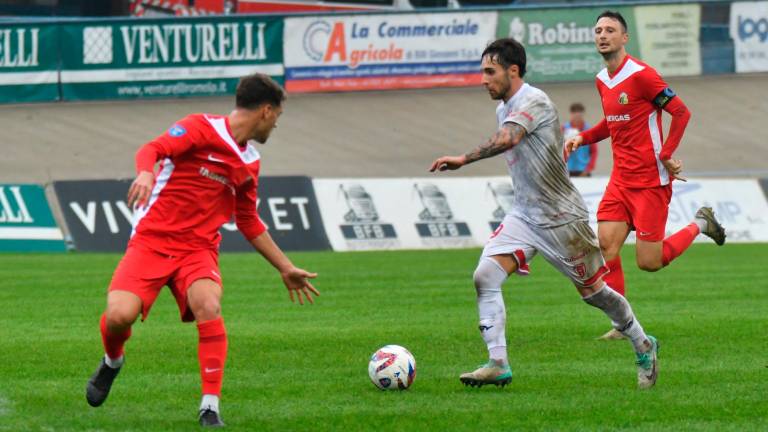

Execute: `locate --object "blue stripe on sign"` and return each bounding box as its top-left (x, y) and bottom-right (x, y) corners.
top-left (285, 61), bottom-right (480, 80)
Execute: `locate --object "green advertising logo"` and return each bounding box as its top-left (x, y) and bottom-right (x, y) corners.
top-left (0, 23), bottom-right (59, 102)
top-left (0, 184), bottom-right (66, 252)
top-left (498, 8), bottom-right (638, 83)
top-left (80, 22), bottom-right (271, 67)
top-left (60, 17), bottom-right (284, 100)
top-left (0, 27), bottom-right (40, 67)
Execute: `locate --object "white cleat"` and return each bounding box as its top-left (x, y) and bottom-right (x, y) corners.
top-left (636, 335), bottom-right (660, 389)
top-left (459, 360), bottom-right (513, 388)
top-left (598, 328), bottom-right (627, 341)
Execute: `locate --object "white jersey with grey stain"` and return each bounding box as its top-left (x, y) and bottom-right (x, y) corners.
top-left (496, 83), bottom-right (588, 227)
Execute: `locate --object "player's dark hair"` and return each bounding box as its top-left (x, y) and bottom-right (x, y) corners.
top-left (570, 102), bottom-right (585, 113)
top-left (596, 10), bottom-right (628, 32)
top-left (236, 73), bottom-right (286, 110)
top-left (482, 38), bottom-right (526, 78)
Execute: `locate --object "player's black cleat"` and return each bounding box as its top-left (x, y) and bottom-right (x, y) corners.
top-left (86, 358), bottom-right (121, 407)
top-left (696, 207), bottom-right (726, 246)
top-left (199, 408), bottom-right (225, 427)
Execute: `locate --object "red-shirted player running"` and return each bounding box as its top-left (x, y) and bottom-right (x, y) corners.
top-left (85, 74), bottom-right (320, 427)
top-left (565, 11), bottom-right (726, 340)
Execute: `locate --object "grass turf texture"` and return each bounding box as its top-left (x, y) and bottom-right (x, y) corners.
top-left (0, 244), bottom-right (766, 431)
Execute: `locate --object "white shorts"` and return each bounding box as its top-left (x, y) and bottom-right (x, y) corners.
top-left (482, 214), bottom-right (608, 287)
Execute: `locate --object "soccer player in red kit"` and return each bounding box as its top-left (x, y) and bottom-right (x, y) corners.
top-left (85, 74), bottom-right (320, 427)
top-left (565, 11), bottom-right (725, 340)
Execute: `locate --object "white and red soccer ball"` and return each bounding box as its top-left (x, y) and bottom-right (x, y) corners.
top-left (368, 345), bottom-right (416, 390)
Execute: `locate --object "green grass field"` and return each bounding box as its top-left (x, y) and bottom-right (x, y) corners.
top-left (1, 244), bottom-right (767, 431)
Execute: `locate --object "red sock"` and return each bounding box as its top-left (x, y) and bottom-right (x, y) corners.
top-left (604, 257), bottom-right (626, 297)
top-left (100, 313), bottom-right (131, 359)
top-left (662, 223), bottom-right (699, 266)
top-left (198, 317), bottom-right (228, 396)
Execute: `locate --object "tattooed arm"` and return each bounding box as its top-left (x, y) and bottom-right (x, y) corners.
top-left (465, 123), bottom-right (526, 164)
top-left (429, 123), bottom-right (526, 172)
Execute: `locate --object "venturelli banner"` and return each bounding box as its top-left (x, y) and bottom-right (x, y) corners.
top-left (0, 184), bottom-right (66, 252)
top-left (58, 16), bottom-right (284, 101)
top-left (0, 21), bottom-right (60, 102)
top-left (283, 12), bottom-right (498, 93)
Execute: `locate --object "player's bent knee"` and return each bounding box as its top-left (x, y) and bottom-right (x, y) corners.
top-left (636, 257), bottom-right (663, 272)
top-left (473, 258), bottom-right (509, 292)
top-left (105, 305), bottom-right (139, 330)
top-left (598, 238), bottom-right (622, 260)
top-left (190, 296), bottom-right (221, 321)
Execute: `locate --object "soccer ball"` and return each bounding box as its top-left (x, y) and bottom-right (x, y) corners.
top-left (368, 345), bottom-right (416, 390)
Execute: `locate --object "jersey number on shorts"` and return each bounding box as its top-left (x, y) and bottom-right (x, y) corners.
top-left (575, 263), bottom-right (586, 278)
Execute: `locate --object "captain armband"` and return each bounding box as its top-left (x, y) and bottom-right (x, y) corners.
top-left (652, 87), bottom-right (676, 108)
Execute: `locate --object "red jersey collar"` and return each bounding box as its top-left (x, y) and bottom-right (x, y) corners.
top-left (223, 116), bottom-right (247, 149)
top-left (608, 54), bottom-right (633, 79)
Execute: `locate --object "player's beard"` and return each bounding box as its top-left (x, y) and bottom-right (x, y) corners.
top-left (489, 76), bottom-right (511, 101)
top-left (598, 44), bottom-right (621, 61)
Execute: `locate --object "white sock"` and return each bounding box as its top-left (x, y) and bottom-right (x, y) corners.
top-left (693, 217), bottom-right (707, 232)
top-left (200, 394), bottom-right (219, 413)
top-left (582, 284), bottom-right (650, 353)
top-left (104, 354), bottom-right (124, 369)
top-left (620, 319), bottom-right (651, 353)
top-left (474, 257), bottom-right (509, 365)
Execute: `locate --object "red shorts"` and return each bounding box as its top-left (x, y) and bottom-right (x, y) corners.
top-left (597, 181), bottom-right (672, 242)
top-left (108, 243), bottom-right (222, 322)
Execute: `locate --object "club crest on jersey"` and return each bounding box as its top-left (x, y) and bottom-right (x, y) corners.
top-left (168, 124), bottom-right (187, 137)
top-left (618, 92), bottom-right (629, 105)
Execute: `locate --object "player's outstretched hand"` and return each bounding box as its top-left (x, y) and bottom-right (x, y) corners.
top-left (661, 158), bottom-right (687, 182)
top-left (281, 267), bottom-right (320, 305)
top-left (563, 135), bottom-right (583, 161)
top-left (429, 155), bottom-right (466, 172)
top-left (127, 171), bottom-right (155, 209)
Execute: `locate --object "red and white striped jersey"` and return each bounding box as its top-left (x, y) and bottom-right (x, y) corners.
top-left (130, 113), bottom-right (265, 255)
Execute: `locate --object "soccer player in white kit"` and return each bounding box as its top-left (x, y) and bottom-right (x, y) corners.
top-left (430, 38), bottom-right (659, 389)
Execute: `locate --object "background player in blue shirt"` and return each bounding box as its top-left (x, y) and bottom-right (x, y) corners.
top-left (563, 103), bottom-right (598, 177)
